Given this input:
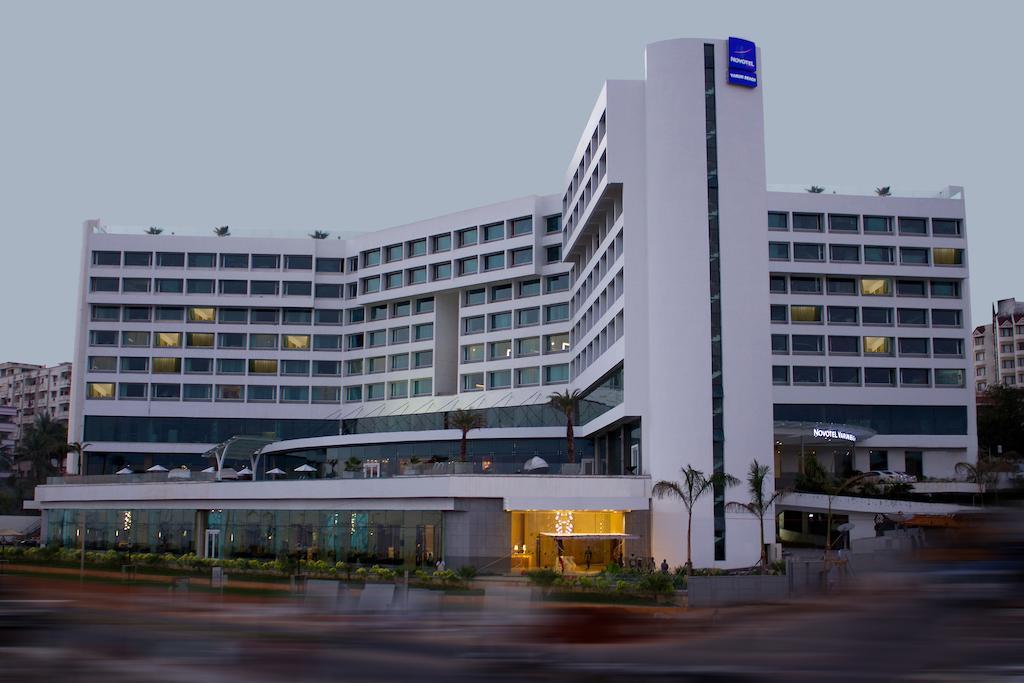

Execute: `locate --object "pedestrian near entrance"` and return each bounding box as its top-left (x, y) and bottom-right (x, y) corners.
top-left (660, 559), bottom-right (669, 574)
top-left (584, 546), bottom-right (593, 570)
top-left (648, 557), bottom-right (656, 573)
top-left (435, 558), bottom-right (446, 571)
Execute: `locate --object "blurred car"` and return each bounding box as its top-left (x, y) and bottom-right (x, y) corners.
top-left (861, 470), bottom-right (917, 484)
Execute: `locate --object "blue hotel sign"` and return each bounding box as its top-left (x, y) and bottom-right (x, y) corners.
top-left (727, 37), bottom-right (757, 88)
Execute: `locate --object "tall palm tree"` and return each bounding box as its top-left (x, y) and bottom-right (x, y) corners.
top-left (875, 186), bottom-right (892, 196)
top-left (548, 389), bottom-right (582, 464)
top-left (14, 413), bottom-right (66, 484)
top-left (145, 227), bottom-right (163, 235)
top-left (653, 466), bottom-right (739, 574)
top-left (447, 409), bottom-right (485, 462)
top-left (726, 459), bottom-right (787, 573)
top-left (806, 185), bottom-right (825, 193)
top-left (213, 226), bottom-right (230, 237)
top-left (65, 441), bottom-right (90, 475)
top-left (309, 230), bottom-right (330, 239)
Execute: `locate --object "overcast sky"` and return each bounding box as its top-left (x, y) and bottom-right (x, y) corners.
top-left (1, 1), bottom-right (1019, 365)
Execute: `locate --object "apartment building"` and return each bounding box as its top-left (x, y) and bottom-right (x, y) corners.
top-left (0, 406), bottom-right (16, 459)
top-left (29, 37), bottom-right (975, 571)
top-left (0, 362), bottom-right (73, 444)
top-left (973, 298), bottom-right (1024, 393)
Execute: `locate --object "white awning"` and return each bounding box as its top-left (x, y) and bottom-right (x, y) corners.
top-left (539, 532), bottom-right (638, 540)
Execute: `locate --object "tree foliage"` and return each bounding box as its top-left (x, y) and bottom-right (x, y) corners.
top-left (977, 385), bottom-right (1024, 458)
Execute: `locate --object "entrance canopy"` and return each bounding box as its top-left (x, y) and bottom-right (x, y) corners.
top-left (773, 421), bottom-right (876, 446)
top-left (540, 532), bottom-right (638, 540)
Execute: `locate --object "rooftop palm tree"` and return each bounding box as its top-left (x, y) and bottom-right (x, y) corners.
top-left (806, 185), bottom-right (825, 193)
top-left (548, 389), bottom-right (582, 464)
top-left (213, 226), bottom-right (230, 237)
top-left (145, 227), bottom-right (163, 235)
top-left (653, 465), bottom-right (739, 575)
top-left (447, 409), bottom-right (485, 463)
top-left (309, 230), bottom-right (330, 239)
top-left (726, 459), bottom-right (787, 573)
top-left (875, 186), bottom-right (892, 196)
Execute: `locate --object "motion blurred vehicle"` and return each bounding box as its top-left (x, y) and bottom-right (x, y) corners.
top-left (862, 470), bottom-right (917, 484)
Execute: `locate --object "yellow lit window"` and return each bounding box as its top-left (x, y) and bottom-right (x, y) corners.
top-left (860, 278), bottom-right (891, 296)
top-left (282, 334), bottom-right (310, 350)
top-left (248, 359), bottom-right (278, 375)
top-left (86, 382), bottom-right (115, 399)
top-left (863, 336), bottom-right (892, 354)
top-left (152, 357), bottom-right (182, 373)
top-left (186, 332), bottom-right (214, 348)
top-left (188, 307), bottom-right (216, 322)
top-left (932, 248), bottom-right (962, 266)
top-left (790, 305), bottom-right (822, 323)
top-left (155, 332), bottom-right (182, 348)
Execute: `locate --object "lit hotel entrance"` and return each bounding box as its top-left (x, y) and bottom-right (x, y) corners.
top-left (509, 510), bottom-right (638, 573)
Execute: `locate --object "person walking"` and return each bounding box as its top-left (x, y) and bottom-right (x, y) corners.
top-left (584, 546), bottom-right (593, 570)
top-left (660, 558), bottom-right (669, 574)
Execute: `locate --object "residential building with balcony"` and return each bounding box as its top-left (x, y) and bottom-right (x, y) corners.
top-left (973, 298), bottom-right (1024, 393)
top-left (29, 36), bottom-right (976, 572)
top-left (0, 362), bottom-right (73, 445)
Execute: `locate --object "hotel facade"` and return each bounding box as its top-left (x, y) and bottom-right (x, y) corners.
top-left (30, 37), bottom-right (975, 572)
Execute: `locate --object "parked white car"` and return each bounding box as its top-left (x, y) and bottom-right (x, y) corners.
top-left (862, 470), bottom-right (917, 484)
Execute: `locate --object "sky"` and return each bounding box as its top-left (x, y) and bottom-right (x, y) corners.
top-left (1, 0), bottom-right (1020, 365)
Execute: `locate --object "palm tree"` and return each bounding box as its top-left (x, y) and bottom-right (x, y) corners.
top-left (145, 227), bottom-right (163, 235)
top-left (653, 466), bottom-right (739, 574)
top-left (548, 389), bottom-right (582, 464)
top-left (65, 441), bottom-right (90, 475)
top-left (14, 413), bottom-right (66, 484)
top-left (309, 230), bottom-right (330, 239)
top-left (213, 226), bottom-right (230, 237)
top-left (806, 185), bottom-right (825, 193)
top-left (875, 186), bottom-right (891, 196)
top-left (447, 409), bottom-right (485, 462)
top-left (726, 460), bottom-right (787, 573)
top-left (955, 458), bottom-right (1003, 504)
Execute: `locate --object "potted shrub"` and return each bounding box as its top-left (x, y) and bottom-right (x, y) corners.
top-left (405, 456), bottom-right (423, 475)
top-left (342, 456), bottom-right (363, 479)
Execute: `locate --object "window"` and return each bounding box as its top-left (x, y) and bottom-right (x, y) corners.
top-left (343, 386), bottom-right (363, 403)
top-left (281, 359), bottom-right (310, 376)
top-left (413, 323), bottom-right (433, 341)
top-left (898, 337), bottom-right (929, 356)
top-left (862, 307), bottom-right (893, 325)
top-left (185, 358), bottom-right (213, 374)
top-left (247, 385), bottom-right (276, 402)
top-left (792, 213), bottom-right (822, 232)
top-left (511, 217), bottom-right (532, 236)
top-left (119, 357), bottom-right (149, 373)
top-left (186, 332), bottom-right (214, 348)
top-left (490, 312), bottom-right (512, 331)
top-left (458, 257), bottom-right (478, 276)
top-left (254, 253), bottom-right (284, 270)
top-left (407, 238), bottom-right (427, 258)
top-left (281, 308), bottom-right (310, 325)
top-left (900, 368), bottom-right (930, 386)
top-left (248, 308), bottom-right (276, 324)
top-left (431, 262), bottom-right (452, 280)
top-left (828, 335), bottom-right (859, 354)
top-left (220, 253), bottom-right (248, 269)
top-left (488, 370), bottom-right (512, 389)
top-left (392, 301), bottom-right (411, 318)
top-left (483, 252), bottom-right (505, 271)
top-left (828, 214), bottom-right (858, 232)
top-left (463, 344), bottom-right (484, 363)
top-left (122, 278), bottom-right (150, 293)
top-left (316, 257), bottom-right (342, 273)
top-left (519, 279), bottom-right (541, 297)
top-left (219, 280), bottom-right (247, 295)
top-left (156, 307), bottom-right (185, 321)
top-left (183, 384), bottom-right (212, 401)
top-left (771, 334), bottom-right (789, 354)
top-left (933, 338), bottom-right (963, 356)
top-left (388, 381), bottom-right (408, 399)
top-left (249, 333), bottom-right (278, 350)
top-left (792, 335), bottom-right (824, 354)
top-left (932, 219), bottom-right (961, 236)
top-left (187, 279), bottom-right (215, 294)
top-left (362, 276), bottom-right (381, 294)
top-left (517, 307), bottom-right (540, 327)
top-left (545, 245), bottom-right (562, 264)
top-left (121, 330), bottom-right (151, 347)
top-left (829, 244), bottom-right (860, 263)
top-left (896, 280), bottom-right (927, 297)
top-left (282, 334), bottom-right (310, 350)
top-left (90, 277), bottom-right (119, 292)
top-left (248, 359), bottom-right (278, 375)
top-left (152, 357), bottom-right (182, 374)
top-left (827, 277), bottom-right (857, 295)
top-left (188, 253), bottom-right (215, 268)
top-left (905, 450), bottom-right (924, 479)
top-left (790, 305), bottom-right (822, 323)
top-left (545, 333), bottom-right (570, 354)
top-left (899, 217), bottom-right (927, 235)
top-left (768, 212), bottom-right (788, 230)
top-left (935, 368), bottom-right (965, 386)
top-left (152, 278), bottom-right (182, 294)
top-left (155, 252), bottom-right (184, 268)
top-left (768, 242), bottom-right (790, 260)
top-left (792, 366), bottom-right (825, 385)
top-left (385, 244), bottom-right (403, 263)
top-left (369, 304), bottom-right (388, 321)
top-left (546, 274), bottom-right (571, 293)
top-left (366, 383), bottom-right (385, 401)
top-left (216, 359), bottom-right (245, 375)
top-left (247, 280), bottom-right (277, 296)
top-left (455, 227), bottom-right (478, 248)
top-left (931, 280), bottom-right (961, 298)
top-left (313, 334), bottom-right (341, 350)
top-left (118, 383), bottom-right (147, 400)
top-left (390, 327), bottom-right (410, 344)
top-left (86, 382), bottom-right (115, 399)
top-left (281, 386), bottom-right (309, 403)
top-left (361, 249), bottom-right (381, 268)
top-left (413, 350), bottom-right (433, 368)
top-left (830, 367), bottom-right (860, 385)
top-left (864, 336), bottom-right (894, 355)
top-left (793, 243), bottom-right (824, 262)
top-left (514, 367), bottom-right (539, 387)
top-left (463, 316), bottom-right (485, 334)
top-left (489, 340), bottom-right (512, 360)
top-left (864, 367), bottom-right (896, 386)
top-left (545, 303), bottom-right (570, 323)
top-left (389, 354), bottom-right (409, 371)
top-left (124, 251), bottom-right (152, 267)
top-left (931, 309), bottom-right (962, 327)
top-left (153, 332), bottom-right (180, 348)
top-left (864, 246), bottom-right (894, 263)
top-left (283, 281), bottom-right (312, 296)
top-left (546, 215), bottom-right (562, 233)
top-left (88, 356), bottom-right (117, 372)
top-left (510, 247), bottom-right (533, 266)
top-left (92, 250), bottom-right (121, 266)
top-left (346, 257), bottom-right (358, 273)
top-left (827, 306), bottom-right (858, 324)
top-left (407, 266), bottom-right (427, 285)
top-left (482, 223), bottom-right (504, 242)
top-left (464, 288), bottom-right (486, 306)
top-left (863, 216), bottom-right (892, 233)
top-left (432, 233), bottom-right (452, 252)
top-left (346, 333), bottom-right (364, 350)
top-left (769, 275), bottom-right (787, 293)
top-left (315, 283), bottom-right (342, 298)
top-left (860, 278), bottom-right (892, 296)
top-left (933, 248), bottom-right (963, 266)
top-left (119, 306), bottom-right (149, 323)
top-left (92, 305), bottom-right (120, 321)
top-left (462, 373), bottom-right (485, 392)
top-left (368, 330), bottom-right (386, 347)
top-left (897, 308), bottom-right (928, 326)
top-left (543, 364), bottom-right (569, 384)
top-left (412, 378), bottom-right (433, 396)
top-left (770, 304), bottom-right (788, 323)
top-left (772, 366), bottom-right (789, 385)
top-left (343, 359), bottom-right (363, 377)
top-left (490, 284), bottom-right (513, 302)
top-left (790, 276), bottom-right (822, 294)
top-left (516, 337), bottom-right (540, 357)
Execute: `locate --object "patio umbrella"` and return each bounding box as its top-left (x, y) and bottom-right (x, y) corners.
top-left (294, 464), bottom-right (317, 473)
top-left (146, 464), bottom-right (169, 473)
top-left (201, 466), bottom-right (215, 473)
top-left (523, 456), bottom-right (549, 473)
top-left (266, 467), bottom-right (285, 477)
top-left (237, 466), bottom-right (253, 477)
top-left (115, 467), bottom-right (134, 475)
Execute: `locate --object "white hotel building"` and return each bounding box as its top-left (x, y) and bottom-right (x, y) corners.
top-left (30, 37), bottom-right (975, 571)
